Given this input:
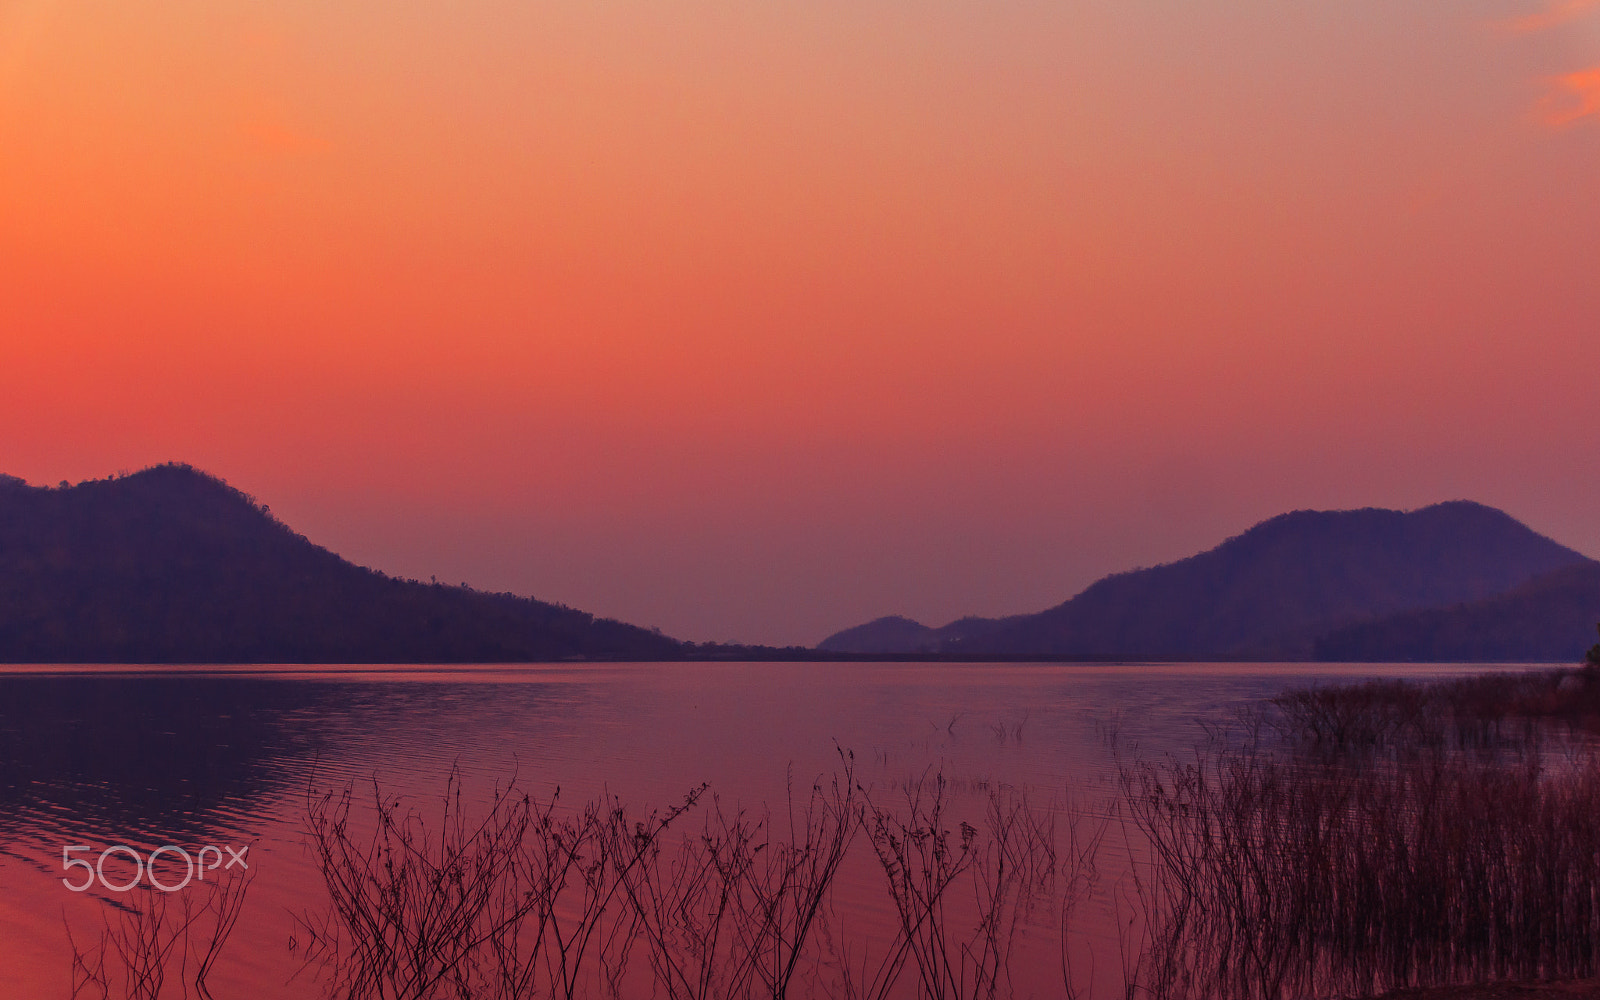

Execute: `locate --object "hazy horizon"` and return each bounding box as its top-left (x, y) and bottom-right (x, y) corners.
top-left (6, 0), bottom-right (1599, 645)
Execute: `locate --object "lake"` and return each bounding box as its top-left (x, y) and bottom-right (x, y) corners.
top-left (0, 661), bottom-right (1543, 998)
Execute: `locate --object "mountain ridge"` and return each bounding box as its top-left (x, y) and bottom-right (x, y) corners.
top-left (6, 468), bottom-right (1594, 663)
top-left (820, 501), bottom-right (1596, 660)
top-left (0, 464), bottom-right (684, 663)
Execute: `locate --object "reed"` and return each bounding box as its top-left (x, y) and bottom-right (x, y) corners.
top-left (1271, 666), bottom-right (1600, 752)
top-left (1121, 669), bottom-right (1600, 1000)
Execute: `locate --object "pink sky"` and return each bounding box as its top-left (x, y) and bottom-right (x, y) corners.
top-left (3, 0), bottom-right (1599, 644)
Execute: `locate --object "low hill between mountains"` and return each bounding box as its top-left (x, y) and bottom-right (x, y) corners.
top-left (819, 502), bottom-right (1598, 661)
top-left (0, 465), bottom-right (683, 663)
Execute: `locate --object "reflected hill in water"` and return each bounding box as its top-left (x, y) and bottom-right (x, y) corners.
top-left (0, 673), bottom-right (336, 844)
top-left (0, 670), bottom-right (613, 847)
top-left (0, 465), bottom-right (683, 663)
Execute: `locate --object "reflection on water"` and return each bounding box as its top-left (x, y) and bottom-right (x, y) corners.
top-left (0, 673), bottom-right (334, 846)
top-left (0, 661), bottom-right (1521, 997)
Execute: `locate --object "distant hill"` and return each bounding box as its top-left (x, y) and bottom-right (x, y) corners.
top-left (0, 465), bottom-right (683, 663)
top-left (1313, 561), bottom-right (1600, 662)
top-left (816, 614), bottom-right (1012, 654)
top-left (820, 502), bottom-right (1594, 660)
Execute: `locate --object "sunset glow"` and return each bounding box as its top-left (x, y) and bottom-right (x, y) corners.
top-left (4, 0), bottom-right (1599, 644)
top-left (1541, 66), bottom-right (1600, 124)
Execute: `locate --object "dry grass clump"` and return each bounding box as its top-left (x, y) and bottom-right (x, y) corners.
top-left (1271, 668), bottom-right (1600, 753)
top-left (1122, 669), bottom-right (1600, 1000)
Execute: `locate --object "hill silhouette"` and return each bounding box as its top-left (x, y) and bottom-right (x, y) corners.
top-left (816, 614), bottom-right (1014, 654)
top-left (0, 465), bottom-right (682, 663)
top-left (820, 502), bottom-right (1594, 660)
top-left (1313, 561), bottom-right (1600, 662)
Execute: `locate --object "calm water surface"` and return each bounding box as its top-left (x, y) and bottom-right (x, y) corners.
top-left (0, 661), bottom-right (1545, 997)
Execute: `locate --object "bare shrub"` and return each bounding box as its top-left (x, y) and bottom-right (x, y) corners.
top-left (855, 772), bottom-right (1065, 1000)
top-left (537, 788), bottom-right (707, 1000)
top-left (296, 771), bottom-right (542, 999)
top-left (1055, 806), bottom-right (1107, 1000)
top-left (296, 767), bottom-right (708, 1000)
top-left (615, 795), bottom-right (763, 1000)
top-left (617, 755), bottom-right (861, 1000)
top-left (294, 757), bottom-right (1073, 1000)
top-left (733, 760), bottom-right (859, 1000)
top-left (68, 869), bottom-right (252, 1000)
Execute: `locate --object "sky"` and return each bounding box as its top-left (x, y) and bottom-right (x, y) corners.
top-left (3, 0), bottom-right (1599, 646)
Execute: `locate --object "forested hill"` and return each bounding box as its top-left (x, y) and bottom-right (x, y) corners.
top-left (0, 465), bottom-right (683, 663)
top-left (820, 502), bottom-right (1595, 660)
top-left (961, 502), bottom-right (1592, 658)
top-left (1313, 561), bottom-right (1600, 663)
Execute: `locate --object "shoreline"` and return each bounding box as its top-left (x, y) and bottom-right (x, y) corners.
top-left (1380, 979), bottom-right (1600, 998)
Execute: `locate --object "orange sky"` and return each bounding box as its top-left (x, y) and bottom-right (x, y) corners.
top-left (4, 0), bottom-right (1599, 644)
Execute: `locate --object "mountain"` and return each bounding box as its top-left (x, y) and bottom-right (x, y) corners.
top-left (1313, 561), bottom-right (1600, 662)
top-left (820, 502), bottom-right (1593, 660)
top-left (0, 465), bottom-right (683, 663)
